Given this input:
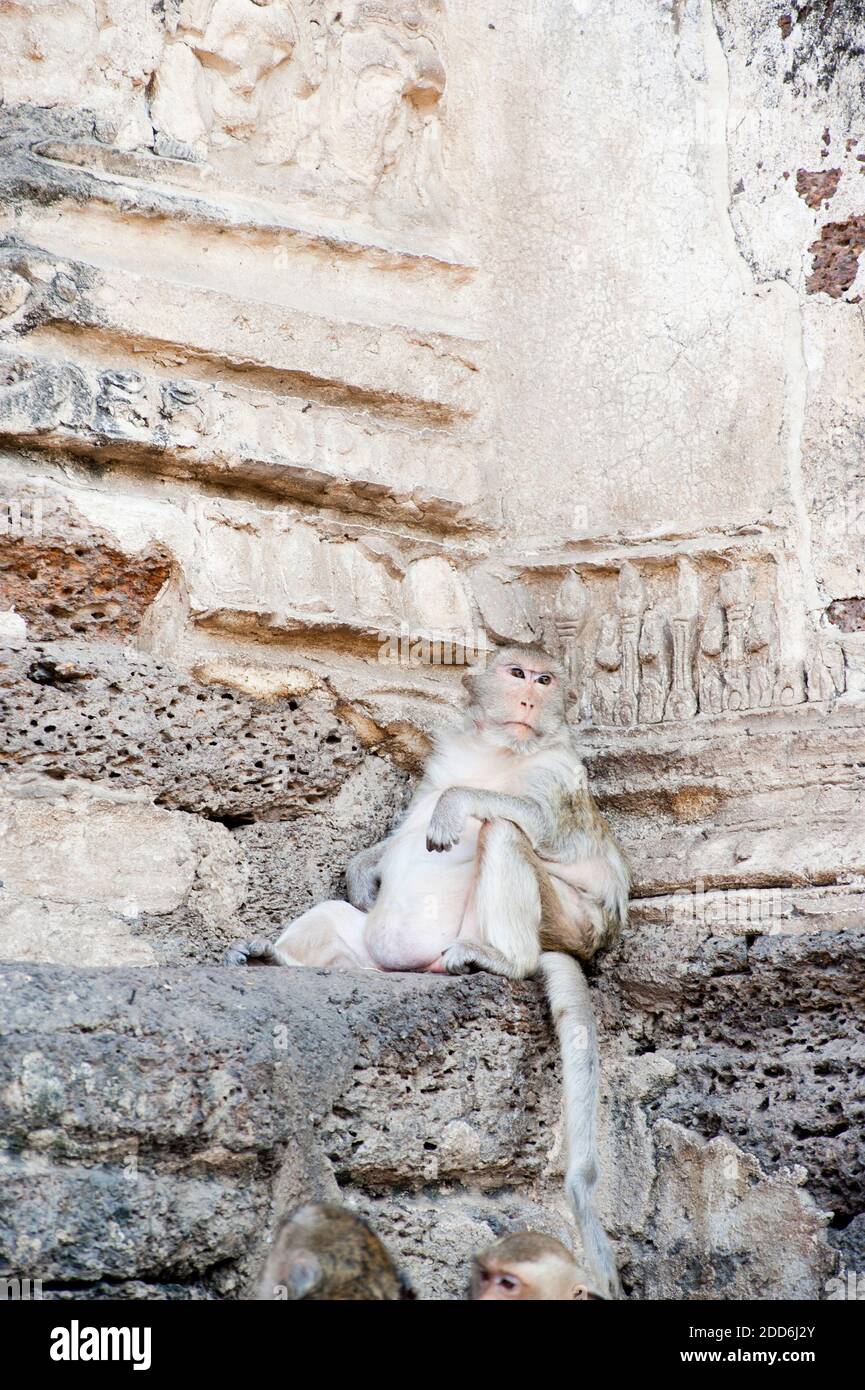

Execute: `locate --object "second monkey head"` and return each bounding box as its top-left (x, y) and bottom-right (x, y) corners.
top-left (470, 1232), bottom-right (604, 1301)
top-left (463, 645), bottom-right (568, 750)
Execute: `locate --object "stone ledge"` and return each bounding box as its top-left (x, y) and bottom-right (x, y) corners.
top-left (0, 963), bottom-right (565, 1299)
top-left (0, 959), bottom-right (841, 1300)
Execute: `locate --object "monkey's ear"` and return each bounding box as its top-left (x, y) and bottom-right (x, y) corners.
top-left (284, 1254), bottom-right (322, 1300)
top-left (573, 1284), bottom-right (604, 1300)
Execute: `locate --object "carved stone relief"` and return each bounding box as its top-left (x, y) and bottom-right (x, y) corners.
top-left (553, 569), bottom-right (590, 714)
top-left (180, 503), bottom-right (481, 650)
top-left (472, 568), bottom-right (542, 647)
top-left (149, 1), bottom-right (448, 223)
top-left (745, 600), bottom-right (780, 710)
top-left (697, 602), bottom-right (725, 716)
top-left (638, 608), bottom-right (671, 724)
top-left (552, 558), bottom-right (847, 727)
top-left (591, 613), bottom-right (622, 726)
top-left (663, 559), bottom-right (699, 722)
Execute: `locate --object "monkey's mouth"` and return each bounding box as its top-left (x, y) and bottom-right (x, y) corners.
top-left (503, 720), bottom-right (536, 732)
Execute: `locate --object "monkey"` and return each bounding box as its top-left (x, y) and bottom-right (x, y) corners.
top-left (226, 644), bottom-right (630, 1298)
top-left (258, 1202), bottom-right (415, 1301)
top-left (470, 1232), bottom-right (605, 1301)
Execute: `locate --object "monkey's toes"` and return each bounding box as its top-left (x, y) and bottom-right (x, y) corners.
top-left (439, 945), bottom-right (473, 975)
top-left (224, 941), bottom-right (252, 966)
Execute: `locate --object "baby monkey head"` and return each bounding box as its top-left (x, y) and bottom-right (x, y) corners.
top-left (471, 1232), bottom-right (603, 1301)
top-left (464, 645), bottom-right (568, 749)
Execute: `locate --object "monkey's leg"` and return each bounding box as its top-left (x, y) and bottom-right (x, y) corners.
top-left (542, 879), bottom-right (609, 962)
top-left (437, 820), bottom-right (542, 979)
top-left (346, 837), bottom-right (392, 911)
top-left (225, 902), bottom-right (376, 970)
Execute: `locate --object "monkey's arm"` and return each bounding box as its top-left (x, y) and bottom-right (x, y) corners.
top-left (345, 837), bottom-right (392, 911)
top-left (426, 786), bottom-right (552, 853)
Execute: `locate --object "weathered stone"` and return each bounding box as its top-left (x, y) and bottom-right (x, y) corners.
top-left (0, 965), bottom-right (570, 1299)
top-left (642, 1123), bottom-right (833, 1301)
top-left (0, 774), bottom-right (248, 965)
top-left (0, 640), bottom-right (373, 821)
top-left (234, 760), bottom-right (410, 934)
top-left (581, 705), bottom-right (865, 897)
top-left (0, 607), bottom-right (26, 648)
top-left (796, 167), bottom-right (842, 211)
top-left (0, 962), bottom-right (841, 1301)
top-left (0, 489), bottom-right (171, 642)
top-left (1, 0), bottom-right (864, 1302)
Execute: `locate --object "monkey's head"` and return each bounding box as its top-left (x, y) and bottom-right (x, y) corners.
top-left (470, 1232), bottom-right (603, 1301)
top-left (463, 646), bottom-right (568, 750)
top-left (259, 1202), bottom-right (414, 1301)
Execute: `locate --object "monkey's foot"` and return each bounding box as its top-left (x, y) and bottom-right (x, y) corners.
top-left (436, 943), bottom-right (484, 975)
top-left (223, 938), bottom-right (274, 966)
top-left (437, 941), bottom-right (524, 980)
top-left (224, 940), bottom-right (254, 966)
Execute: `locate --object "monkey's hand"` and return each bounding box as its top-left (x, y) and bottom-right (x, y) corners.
top-left (426, 789), bottom-right (465, 853)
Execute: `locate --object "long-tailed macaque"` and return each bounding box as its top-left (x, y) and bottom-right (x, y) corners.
top-left (226, 645), bottom-right (629, 1298)
top-left (470, 1232), bottom-right (604, 1301)
top-left (260, 1203), bottom-right (414, 1300)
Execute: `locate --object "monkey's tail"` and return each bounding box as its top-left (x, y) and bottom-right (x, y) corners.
top-left (540, 951), bottom-right (622, 1300)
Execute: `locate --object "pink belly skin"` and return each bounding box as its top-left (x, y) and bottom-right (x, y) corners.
top-left (363, 846), bottom-right (475, 971)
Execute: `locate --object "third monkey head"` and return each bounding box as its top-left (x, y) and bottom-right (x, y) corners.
top-left (463, 645), bottom-right (568, 749)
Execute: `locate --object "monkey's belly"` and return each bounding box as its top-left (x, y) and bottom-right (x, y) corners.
top-left (363, 825), bottom-right (478, 971)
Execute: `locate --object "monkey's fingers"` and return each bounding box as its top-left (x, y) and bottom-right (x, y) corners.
top-left (426, 818), bottom-right (459, 852)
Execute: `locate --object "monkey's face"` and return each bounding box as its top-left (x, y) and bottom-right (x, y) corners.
top-left (465, 648), bottom-right (567, 749)
top-left (470, 1234), bottom-right (602, 1300)
top-left (471, 1256), bottom-right (601, 1301)
top-left (471, 1259), bottom-right (529, 1299)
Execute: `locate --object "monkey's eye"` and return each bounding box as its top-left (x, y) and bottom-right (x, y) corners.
top-left (496, 1274), bottom-right (520, 1293)
top-left (509, 667), bottom-right (526, 679)
top-left (537, 673), bottom-right (552, 686)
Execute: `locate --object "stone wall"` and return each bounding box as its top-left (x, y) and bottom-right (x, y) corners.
top-left (1, 1), bottom-right (864, 1299)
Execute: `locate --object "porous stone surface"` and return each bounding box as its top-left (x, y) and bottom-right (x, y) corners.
top-left (0, 963), bottom-right (838, 1301)
top-left (0, 0), bottom-right (863, 1300)
top-left (0, 638), bottom-right (378, 820)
